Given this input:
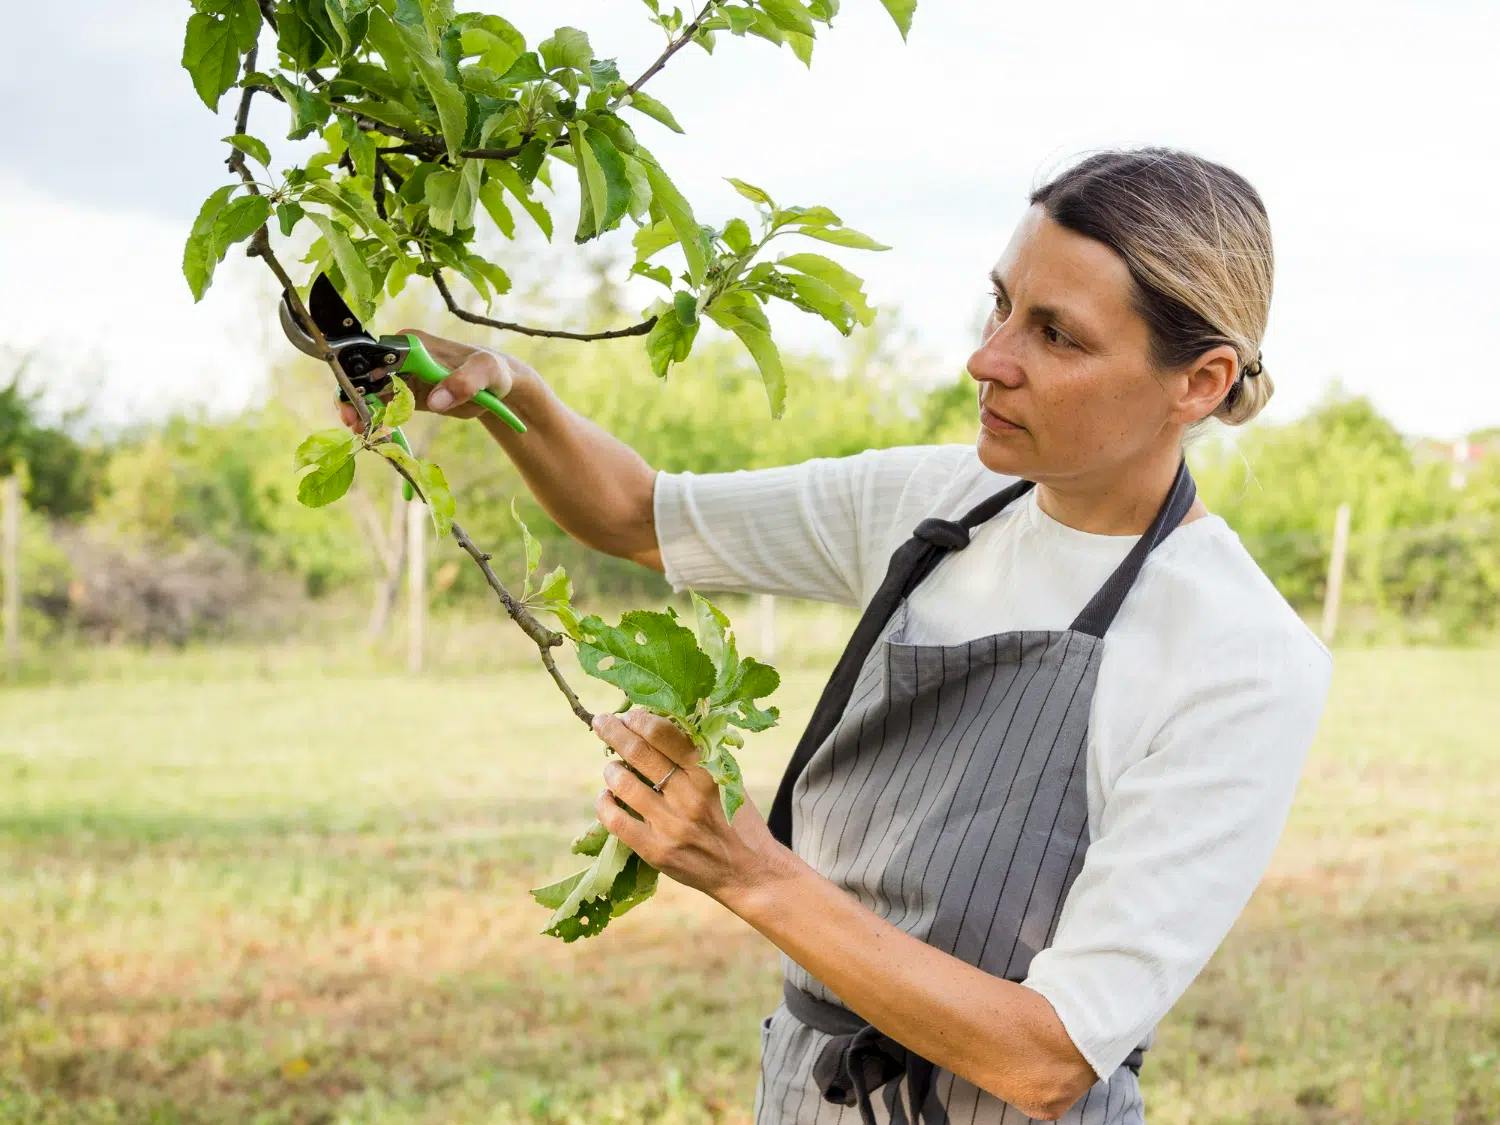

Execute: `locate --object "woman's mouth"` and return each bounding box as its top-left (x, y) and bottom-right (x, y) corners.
top-left (980, 405), bottom-right (1024, 433)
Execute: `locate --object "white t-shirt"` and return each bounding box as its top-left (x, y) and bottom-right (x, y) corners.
top-left (651, 442), bottom-right (1333, 1080)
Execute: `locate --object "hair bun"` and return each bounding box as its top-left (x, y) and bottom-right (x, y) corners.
top-left (1243, 352), bottom-right (1264, 378)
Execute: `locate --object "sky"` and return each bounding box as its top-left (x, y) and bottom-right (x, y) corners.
top-left (1, 0), bottom-right (1496, 441)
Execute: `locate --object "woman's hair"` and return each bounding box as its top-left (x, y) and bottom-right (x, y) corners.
top-left (1029, 146), bottom-right (1274, 438)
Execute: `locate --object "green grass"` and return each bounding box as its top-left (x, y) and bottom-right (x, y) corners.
top-left (0, 605), bottom-right (1496, 1123)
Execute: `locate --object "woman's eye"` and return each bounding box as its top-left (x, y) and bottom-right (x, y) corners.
top-left (989, 290), bottom-right (1075, 349)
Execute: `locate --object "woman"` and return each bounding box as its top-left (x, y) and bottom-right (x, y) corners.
top-left (347, 147), bottom-right (1333, 1123)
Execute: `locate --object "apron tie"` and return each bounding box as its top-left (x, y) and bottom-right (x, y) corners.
top-left (782, 980), bottom-right (1146, 1123)
top-left (911, 517), bottom-right (970, 550)
top-left (784, 981), bottom-right (949, 1124)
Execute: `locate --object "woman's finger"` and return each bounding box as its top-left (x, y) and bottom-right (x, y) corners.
top-left (621, 709), bottom-right (708, 777)
top-left (602, 756), bottom-right (668, 818)
top-left (595, 788), bottom-right (647, 850)
top-left (427, 349), bottom-right (512, 413)
top-left (592, 712), bottom-right (678, 785)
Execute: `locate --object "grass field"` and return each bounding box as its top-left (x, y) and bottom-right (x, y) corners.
top-left (0, 604), bottom-right (1496, 1123)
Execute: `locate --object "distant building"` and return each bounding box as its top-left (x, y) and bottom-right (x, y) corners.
top-left (1411, 431), bottom-right (1500, 488)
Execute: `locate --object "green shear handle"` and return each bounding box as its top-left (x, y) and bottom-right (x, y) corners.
top-left (393, 334), bottom-right (527, 434)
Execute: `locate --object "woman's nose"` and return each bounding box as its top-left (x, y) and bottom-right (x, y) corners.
top-left (967, 314), bottom-right (1020, 384)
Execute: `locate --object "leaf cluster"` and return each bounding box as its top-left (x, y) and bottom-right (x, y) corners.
top-left (510, 506), bottom-right (779, 941)
top-left (180, 0), bottom-right (909, 415)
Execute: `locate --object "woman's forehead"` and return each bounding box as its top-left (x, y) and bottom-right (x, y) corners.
top-left (990, 208), bottom-right (1135, 339)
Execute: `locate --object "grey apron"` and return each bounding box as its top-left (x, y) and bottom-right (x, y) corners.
top-left (756, 455), bottom-right (1198, 1124)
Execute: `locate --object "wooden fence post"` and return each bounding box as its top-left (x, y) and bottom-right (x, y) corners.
top-left (760, 593), bottom-right (777, 661)
top-left (1321, 501), bottom-right (1351, 644)
top-left (1, 475), bottom-right (18, 675)
top-left (406, 499), bottom-right (427, 674)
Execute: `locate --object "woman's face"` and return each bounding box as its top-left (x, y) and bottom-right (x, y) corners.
top-left (967, 204), bottom-right (1195, 483)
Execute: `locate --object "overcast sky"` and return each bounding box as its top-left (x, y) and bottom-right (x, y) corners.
top-left (2, 0), bottom-right (1495, 440)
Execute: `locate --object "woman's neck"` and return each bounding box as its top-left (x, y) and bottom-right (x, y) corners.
top-left (1033, 448), bottom-right (1207, 535)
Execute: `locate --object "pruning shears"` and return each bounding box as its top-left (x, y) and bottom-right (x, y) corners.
top-left (278, 271), bottom-right (526, 500)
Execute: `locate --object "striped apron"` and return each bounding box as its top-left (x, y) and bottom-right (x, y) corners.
top-left (756, 455), bottom-right (1198, 1124)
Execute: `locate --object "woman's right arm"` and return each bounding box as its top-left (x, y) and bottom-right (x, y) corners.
top-left (345, 327), bottom-right (949, 604)
top-left (342, 328), bottom-right (665, 573)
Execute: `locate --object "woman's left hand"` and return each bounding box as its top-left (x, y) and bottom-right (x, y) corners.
top-left (592, 707), bottom-right (788, 906)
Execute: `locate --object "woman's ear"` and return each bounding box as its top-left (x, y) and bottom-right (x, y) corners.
top-left (1174, 345), bottom-right (1239, 424)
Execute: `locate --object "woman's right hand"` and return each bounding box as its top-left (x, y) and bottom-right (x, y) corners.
top-left (337, 327), bottom-right (529, 432)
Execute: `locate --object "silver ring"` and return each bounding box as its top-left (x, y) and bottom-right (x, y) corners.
top-left (651, 765), bottom-right (680, 793)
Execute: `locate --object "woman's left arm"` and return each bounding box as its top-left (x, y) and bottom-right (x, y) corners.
top-left (591, 710), bottom-right (1095, 1121)
top-left (593, 622), bottom-right (1333, 1121)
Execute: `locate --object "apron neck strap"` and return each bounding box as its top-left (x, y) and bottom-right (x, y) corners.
top-left (1068, 453), bottom-right (1197, 638)
top-left (764, 454), bottom-right (1196, 847)
top-left (920, 455), bottom-right (1197, 639)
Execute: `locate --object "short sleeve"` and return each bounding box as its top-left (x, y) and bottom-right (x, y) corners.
top-left (1019, 623), bottom-right (1334, 1079)
top-left (651, 445), bottom-right (945, 606)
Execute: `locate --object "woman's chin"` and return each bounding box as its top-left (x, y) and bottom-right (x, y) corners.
top-left (975, 428), bottom-right (1028, 475)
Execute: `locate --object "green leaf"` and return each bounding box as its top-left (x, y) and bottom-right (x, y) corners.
top-left (495, 50), bottom-right (546, 84)
top-left (780, 270), bottom-right (856, 333)
top-left (621, 89), bottom-right (684, 134)
top-left (644, 301), bottom-right (699, 378)
top-left (533, 832), bottom-right (635, 941)
top-left (477, 177), bottom-right (516, 238)
top-left (705, 291), bottom-right (787, 418)
top-left (374, 441), bottom-right (424, 497)
top-left (424, 167), bottom-right (464, 234)
top-left (771, 203), bottom-right (842, 230)
top-left (209, 195), bottom-right (272, 255)
top-left (632, 219), bottom-right (679, 262)
top-left (570, 819), bottom-right (609, 857)
top-left (691, 591), bottom-right (740, 697)
top-left (587, 58), bottom-right (621, 88)
top-left (305, 213), bottom-right (372, 319)
top-left (539, 26), bottom-right (593, 72)
top-left (794, 224), bottom-right (891, 251)
top-left (776, 251), bottom-right (875, 324)
top-left (785, 29), bottom-right (814, 66)
top-left (877, 0), bottom-right (917, 40)
top-left (621, 154), bottom-right (653, 222)
top-left (706, 747), bottom-right (747, 820)
top-left (277, 0), bottom-right (328, 70)
top-left (276, 201), bottom-right (305, 237)
top-left (726, 176), bottom-right (775, 209)
top-left (575, 610), bottom-right (716, 715)
top-left (393, 20), bottom-right (469, 160)
top-left (384, 377), bottom-right (415, 427)
top-left (568, 129), bottom-right (602, 242)
top-left (293, 428), bottom-right (358, 471)
top-left (638, 153), bottom-right (707, 286)
top-left (722, 216), bottom-right (752, 254)
top-left (221, 132), bottom-right (271, 167)
top-left (488, 162), bottom-right (553, 240)
top-left (759, 0), bottom-right (815, 36)
top-left (672, 290), bottom-right (699, 327)
top-left (183, 184), bottom-right (238, 301)
top-left (606, 853), bottom-right (661, 919)
top-left (270, 74), bottom-right (331, 139)
top-left (296, 450), bottom-right (357, 507)
top-left (182, 2), bottom-right (261, 111)
top-left (581, 126), bottom-right (630, 235)
top-left (534, 564), bottom-right (572, 606)
top-left (511, 497), bottom-right (541, 597)
top-left (418, 458), bottom-right (455, 535)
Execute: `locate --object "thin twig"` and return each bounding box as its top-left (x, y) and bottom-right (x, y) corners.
top-left (626, 0), bottom-right (724, 96)
top-left (430, 266), bottom-right (658, 341)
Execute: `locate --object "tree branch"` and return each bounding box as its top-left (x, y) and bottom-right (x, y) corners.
top-left (429, 265), bottom-right (659, 341)
top-left (627, 0), bottom-right (725, 96)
